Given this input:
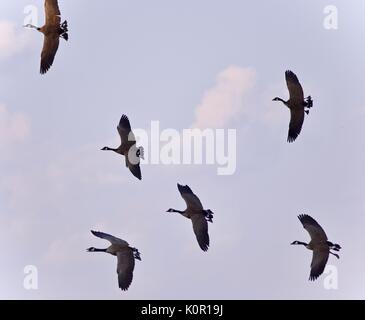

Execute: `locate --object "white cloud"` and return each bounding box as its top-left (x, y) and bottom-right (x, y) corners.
top-left (0, 20), bottom-right (32, 60)
top-left (0, 104), bottom-right (31, 147)
top-left (192, 66), bottom-right (256, 129)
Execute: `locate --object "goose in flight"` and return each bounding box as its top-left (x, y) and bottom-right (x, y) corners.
top-left (291, 214), bottom-right (341, 281)
top-left (87, 230), bottom-right (141, 291)
top-left (101, 114), bottom-right (144, 180)
top-left (167, 184), bottom-right (214, 252)
top-left (24, 0), bottom-right (68, 74)
top-left (273, 70), bottom-right (313, 143)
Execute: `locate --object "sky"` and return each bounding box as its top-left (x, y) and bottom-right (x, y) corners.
top-left (0, 0), bottom-right (365, 299)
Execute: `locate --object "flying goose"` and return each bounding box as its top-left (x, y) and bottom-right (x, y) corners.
top-left (273, 70), bottom-right (313, 143)
top-left (167, 184), bottom-right (214, 252)
top-left (101, 114), bottom-right (144, 180)
top-left (24, 0), bottom-right (68, 74)
top-left (87, 230), bottom-right (141, 291)
top-left (291, 214), bottom-right (341, 281)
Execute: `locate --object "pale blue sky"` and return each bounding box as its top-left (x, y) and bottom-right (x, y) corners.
top-left (0, 0), bottom-right (365, 299)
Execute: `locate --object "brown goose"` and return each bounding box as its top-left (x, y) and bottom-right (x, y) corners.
top-left (167, 184), bottom-right (214, 252)
top-left (101, 114), bottom-right (144, 180)
top-left (272, 70), bottom-right (313, 143)
top-left (87, 230), bottom-right (141, 291)
top-left (291, 214), bottom-right (341, 281)
top-left (24, 0), bottom-right (68, 74)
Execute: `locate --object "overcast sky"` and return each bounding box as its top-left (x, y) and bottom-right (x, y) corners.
top-left (1, 0), bottom-right (365, 299)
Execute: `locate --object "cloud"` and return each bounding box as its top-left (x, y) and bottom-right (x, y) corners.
top-left (0, 104), bottom-right (31, 148)
top-left (0, 20), bottom-right (32, 60)
top-left (192, 66), bottom-right (256, 129)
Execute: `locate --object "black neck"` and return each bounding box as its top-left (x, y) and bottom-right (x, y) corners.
top-left (171, 209), bottom-right (185, 214)
top-left (276, 97), bottom-right (287, 104)
top-left (293, 241), bottom-right (307, 246)
top-left (25, 24), bottom-right (40, 30)
top-left (92, 248), bottom-right (107, 252)
top-left (103, 147), bottom-right (118, 152)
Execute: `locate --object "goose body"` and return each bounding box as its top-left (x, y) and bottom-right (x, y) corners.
top-left (101, 114), bottom-right (144, 180)
top-left (167, 184), bottom-right (214, 252)
top-left (24, 0), bottom-right (68, 74)
top-left (273, 70), bottom-right (313, 142)
top-left (291, 214), bottom-right (341, 281)
top-left (87, 230), bottom-right (141, 291)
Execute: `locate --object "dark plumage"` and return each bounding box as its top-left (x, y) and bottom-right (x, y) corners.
top-left (87, 230), bottom-right (141, 291)
top-left (24, 0), bottom-right (68, 74)
top-left (167, 183), bottom-right (214, 251)
top-left (291, 214), bottom-right (341, 281)
top-left (101, 114), bottom-right (144, 180)
top-left (273, 70), bottom-right (313, 143)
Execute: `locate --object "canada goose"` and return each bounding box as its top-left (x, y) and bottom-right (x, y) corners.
top-left (291, 214), bottom-right (341, 281)
top-left (272, 70), bottom-right (313, 143)
top-left (87, 230), bottom-right (141, 291)
top-left (24, 0), bottom-right (68, 74)
top-left (167, 184), bottom-right (214, 252)
top-left (101, 114), bottom-right (144, 180)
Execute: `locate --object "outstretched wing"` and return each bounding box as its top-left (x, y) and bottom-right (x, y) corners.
top-left (309, 247), bottom-right (329, 281)
top-left (191, 214), bottom-right (210, 251)
top-left (117, 249), bottom-right (135, 291)
top-left (287, 108), bottom-right (305, 143)
top-left (117, 115), bottom-right (136, 146)
top-left (177, 184), bottom-right (203, 211)
top-left (285, 70), bottom-right (304, 102)
top-left (40, 34), bottom-right (59, 74)
top-left (126, 158), bottom-right (142, 180)
top-left (90, 230), bottom-right (129, 246)
top-left (298, 214), bottom-right (328, 242)
top-left (45, 0), bottom-right (61, 25)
